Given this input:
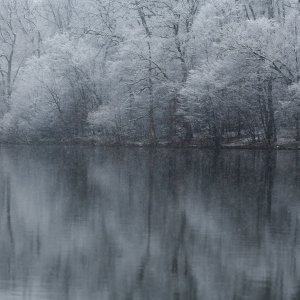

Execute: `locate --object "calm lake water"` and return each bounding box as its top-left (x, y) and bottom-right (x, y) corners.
top-left (0, 146), bottom-right (299, 300)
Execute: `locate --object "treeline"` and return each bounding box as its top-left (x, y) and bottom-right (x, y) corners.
top-left (0, 0), bottom-right (299, 146)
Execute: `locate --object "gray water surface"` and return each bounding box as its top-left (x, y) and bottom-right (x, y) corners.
top-left (0, 146), bottom-right (299, 300)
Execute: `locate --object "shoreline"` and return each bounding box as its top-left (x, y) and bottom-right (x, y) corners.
top-left (1, 138), bottom-right (300, 150)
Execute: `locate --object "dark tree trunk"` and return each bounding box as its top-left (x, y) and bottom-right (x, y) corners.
top-left (169, 97), bottom-right (177, 143)
top-left (266, 80), bottom-right (277, 146)
top-left (296, 112), bottom-right (300, 142)
top-left (183, 120), bottom-right (193, 143)
top-left (266, 0), bottom-right (274, 19)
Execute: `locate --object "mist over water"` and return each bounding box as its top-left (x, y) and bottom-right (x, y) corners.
top-left (0, 146), bottom-right (299, 300)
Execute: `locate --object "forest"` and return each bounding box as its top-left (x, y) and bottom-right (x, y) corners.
top-left (0, 0), bottom-right (299, 147)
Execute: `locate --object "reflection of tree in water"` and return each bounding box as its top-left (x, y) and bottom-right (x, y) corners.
top-left (167, 150), bottom-right (198, 300)
top-left (0, 175), bottom-right (15, 285)
top-left (0, 147), bottom-right (299, 299)
top-left (5, 177), bottom-right (14, 246)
